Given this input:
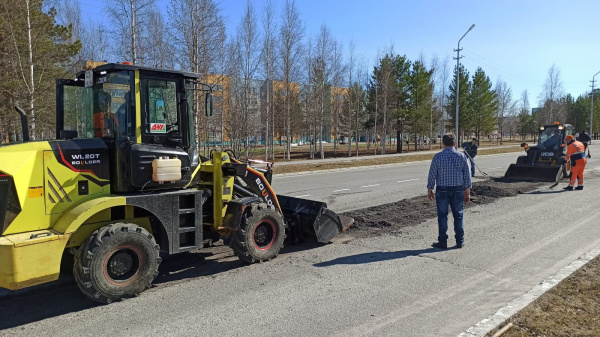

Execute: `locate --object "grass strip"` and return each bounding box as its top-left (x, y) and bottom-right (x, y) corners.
top-left (489, 255), bottom-right (600, 337)
top-left (272, 146), bottom-right (523, 175)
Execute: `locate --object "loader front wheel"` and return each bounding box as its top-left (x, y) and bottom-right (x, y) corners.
top-left (73, 223), bottom-right (161, 304)
top-left (230, 203), bottom-right (285, 263)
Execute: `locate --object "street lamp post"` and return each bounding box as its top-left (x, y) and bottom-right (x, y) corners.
top-left (454, 24), bottom-right (475, 147)
top-left (591, 71), bottom-right (600, 142)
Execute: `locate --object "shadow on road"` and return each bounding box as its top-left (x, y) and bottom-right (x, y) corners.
top-left (0, 241), bottom-right (323, 330)
top-left (313, 247), bottom-right (440, 267)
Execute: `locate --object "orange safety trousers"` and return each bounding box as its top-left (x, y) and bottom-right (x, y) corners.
top-left (566, 140), bottom-right (587, 187)
top-left (569, 158), bottom-right (586, 187)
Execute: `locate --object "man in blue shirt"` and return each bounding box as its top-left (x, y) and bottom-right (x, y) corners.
top-left (427, 134), bottom-right (472, 249)
top-left (461, 138), bottom-right (478, 177)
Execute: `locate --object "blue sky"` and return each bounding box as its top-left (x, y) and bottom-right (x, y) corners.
top-left (77, 0), bottom-right (600, 105)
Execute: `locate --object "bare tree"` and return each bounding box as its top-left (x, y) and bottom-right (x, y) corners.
top-left (346, 40), bottom-right (356, 157)
top-left (260, 0), bottom-right (277, 160)
top-left (494, 78), bottom-right (516, 142)
top-left (145, 10), bottom-right (173, 68)
top-left (313, 25), bottom-right (334, 159)
top-left (237, 0), bottom-right (261, 159)
top-left (330, 38), bottom-right (345, 156)
top-left (278, 0), bottom-right (304, 160)
top-left (538, 64), bottom-right (565, 124)
top-left (169, 0), bottom-right (222, 154)
top-left (87, 23), bottom-right (109, 62)
top-left (56, 0), bottom-right (85, 73)
top-left (436, 55), bottom-right (451, 146)
top-left (107, 0), bottom-right (155, 65)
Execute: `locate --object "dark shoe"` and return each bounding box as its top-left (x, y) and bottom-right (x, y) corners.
top-left (432, 242), bottom-right (448, 249)
top-left (455, 243), bottom-right (465, 249)
top-left (575, 186), bottom-right (584, 190)
top-left (563, 186), bottom-right (574, 191)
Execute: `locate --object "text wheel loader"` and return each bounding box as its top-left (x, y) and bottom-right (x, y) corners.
top-left (0, 62), bottom-right (352, 303)
top-left (504, 122), bottom-right (574, 184)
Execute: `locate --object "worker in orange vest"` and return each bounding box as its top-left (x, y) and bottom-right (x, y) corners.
top-left (564, 135), bottom-right (587, 190)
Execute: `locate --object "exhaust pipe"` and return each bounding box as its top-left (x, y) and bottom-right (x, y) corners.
top-left (14, 106), bottom-right (30, 142)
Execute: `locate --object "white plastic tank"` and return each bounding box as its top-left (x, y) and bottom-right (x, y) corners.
top-left (152, 157), bottom-right (182, 183)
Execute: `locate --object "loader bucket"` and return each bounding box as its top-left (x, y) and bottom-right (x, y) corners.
top-left (504, 164), bottom-right (562, 182)
top-left (277, 195), bottom-right (354, 243)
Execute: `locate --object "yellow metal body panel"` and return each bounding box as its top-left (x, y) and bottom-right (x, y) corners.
top-left (0, 230), bottom-right (69, 290)
top-left (43, 150), bottom-right (108, 215)
top-left (0, 142), bottom-right (53, 234)
top-left (65, 215), bottom-right (151, 249)
top-left (135, 70), bottom-right (142, 143)
top-left (0, 141), bottom-right (111, 235)
top-left (198, 152), bottom-right (234, 229)
top-left (53, 196), bottom-right (127, 234)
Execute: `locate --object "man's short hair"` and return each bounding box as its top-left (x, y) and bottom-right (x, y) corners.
top-left (442, 134), bottom-right (455, 146)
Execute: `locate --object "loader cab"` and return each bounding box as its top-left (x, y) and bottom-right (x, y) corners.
top-left (538, 123), bottom-right (573, 152)
top-left (56, 63), bottom-right (203, 193)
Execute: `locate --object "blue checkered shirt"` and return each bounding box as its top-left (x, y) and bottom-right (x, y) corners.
top-left (427, 147), bottom-right (472, 190)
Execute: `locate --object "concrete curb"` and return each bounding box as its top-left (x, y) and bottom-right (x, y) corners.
top-left (457, 243), bottom-right (600, 337)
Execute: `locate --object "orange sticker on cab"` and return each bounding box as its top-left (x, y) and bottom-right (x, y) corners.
top-left (28, 186), bottom-right (43, 198)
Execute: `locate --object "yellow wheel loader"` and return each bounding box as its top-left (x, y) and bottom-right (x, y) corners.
top-left (504, 122), bottom-right (574, 182)
top-left (0, 62), bottom-right (352, 303)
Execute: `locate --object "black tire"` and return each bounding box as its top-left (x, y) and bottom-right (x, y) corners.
top-left (516, 155), bottom-right (527, 165)
top-left (73, 223), bottom-right (161, 304)
top-left (229, 203), bottom-right (286, 263)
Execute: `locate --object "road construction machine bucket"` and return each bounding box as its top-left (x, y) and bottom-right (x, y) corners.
top-left (277, 195), bottom-right (354, 243)
top-left (504, 164), bottom-right (563, 182)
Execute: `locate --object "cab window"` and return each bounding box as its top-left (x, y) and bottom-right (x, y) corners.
top-left (143, 79), bottom-right (179, 134)
top-left (62, 70), bottom-right (133, 140)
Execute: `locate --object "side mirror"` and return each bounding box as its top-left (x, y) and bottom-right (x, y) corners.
top-left (205, 93), bottom-right (213, 117)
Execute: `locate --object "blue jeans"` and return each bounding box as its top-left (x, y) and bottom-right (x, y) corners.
top-left (468, 157), bottom-right (475, 177)
top-left (435, 186), bottom-right (465, 245)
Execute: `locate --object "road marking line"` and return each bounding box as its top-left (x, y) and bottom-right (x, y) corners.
top-left (398, 178), bottom-right (419, 183)
top-left (361, 184), bottom-right (380, 188)
top-left (295, 194), bottom-right (311, 198)
top-left (332, 189), bottom-right (350, 192)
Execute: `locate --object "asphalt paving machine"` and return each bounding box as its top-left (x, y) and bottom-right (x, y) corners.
top-left (0, 62), bottom-right (352, 303)
top-left (504, 122), bottom-right (574, 182)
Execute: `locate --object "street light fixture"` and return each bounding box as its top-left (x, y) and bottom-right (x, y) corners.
top-left (591, 70), bottom-right (600, 143)
top-left (455, 24), bottom-right (475, 148)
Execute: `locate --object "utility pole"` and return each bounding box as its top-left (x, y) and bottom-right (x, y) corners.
top-left (591, 71), bottom-right (600, 143)
top-left (454, 24), bottom-right (475, 148)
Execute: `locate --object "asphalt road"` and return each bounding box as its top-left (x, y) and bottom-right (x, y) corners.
top-left (2, 146), bottom-right (600, 337)
top-left (272, 151), bottom-right (522, 212)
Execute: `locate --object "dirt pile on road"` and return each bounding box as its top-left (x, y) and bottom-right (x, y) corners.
top-left (342, 178), bottom-right (543, 238)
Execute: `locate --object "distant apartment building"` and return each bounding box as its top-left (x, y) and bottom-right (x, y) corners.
top-left (201, 74), bottom-right (347, 145)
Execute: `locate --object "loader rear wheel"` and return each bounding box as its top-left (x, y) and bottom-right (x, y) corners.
top-left (73, 223), bottom-right (161, 304)
top-left (229, 203), bottom-right (286, 263)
